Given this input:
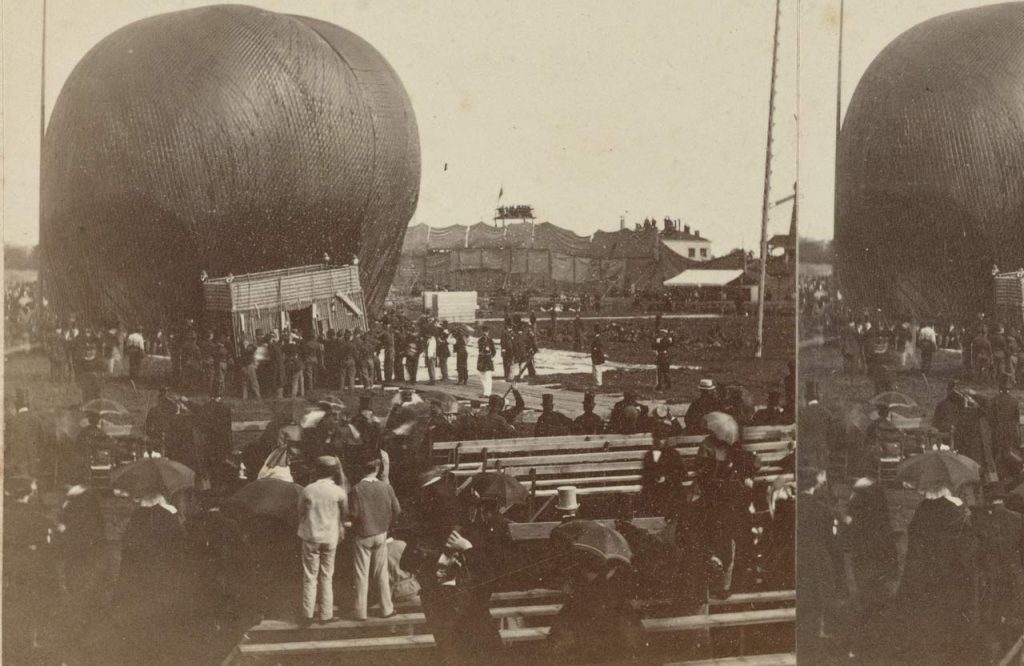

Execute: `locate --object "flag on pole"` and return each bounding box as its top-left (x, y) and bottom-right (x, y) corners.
top-left (498, 185), bottom-right (504, 200)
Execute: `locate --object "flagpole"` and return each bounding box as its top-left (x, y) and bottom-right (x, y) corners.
top-left (756, 0), bottom-right (782, 359)
top-left (38, 0), bottom-right (48, 299)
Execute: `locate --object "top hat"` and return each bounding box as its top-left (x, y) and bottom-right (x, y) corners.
top-left (359, 395), bottom-right (373, 411)
top-left (555, 486), bottom-right (580, 512)
top-left (699, 378), bottom-right (716, 391)
top-left (542, 394), bottom-right (554, 407)
top-left (583, 391), bottom-right (596, 406)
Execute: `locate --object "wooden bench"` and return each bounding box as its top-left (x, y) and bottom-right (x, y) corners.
top-left (434, 432), bottom-right (794, 520)
top-left (247, 589), bottom-right (796, 635)
top-left (233, 607), bottom-right (795, 661)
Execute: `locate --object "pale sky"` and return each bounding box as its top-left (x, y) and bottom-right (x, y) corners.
top-left (799, 0), bottom-right (1006, 240)
top-left (3, 0), bottom-right (803, 253)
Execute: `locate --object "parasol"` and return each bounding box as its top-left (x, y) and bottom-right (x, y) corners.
top-left (896, 450), bottom-right (981, 491)
top-left (550, 519), bottom-right (633, 564)
top-left (704, 411), bottom-right (739, 445)
top-left (80, 398), bottom-right (130, 416)
top-left (112, 457), bottom-right (195, 497)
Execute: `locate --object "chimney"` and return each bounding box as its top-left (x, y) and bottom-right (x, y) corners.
top-left (620, 215), bottom-right (625, 231)
top-left (663, 218), bottom-right (671, 232)
top-left (684, 224), bottom-right (691, 235)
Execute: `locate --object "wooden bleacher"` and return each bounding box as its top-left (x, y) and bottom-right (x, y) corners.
top-left (227, 592), bottom-right (795, 664)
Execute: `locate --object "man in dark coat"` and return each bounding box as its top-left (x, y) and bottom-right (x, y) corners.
top-left (351, 395), bottom-right (383, 456)
top-left (933, 381), bottom-right (964, 444)
top-left (639, 432), bottom-right (685, 516)
top-left (573, 392), bottom-right (605, 435)
top-left (3, 477), bottom-right (59, 664)
top-left (797, 467), bottom-right (840, 664)
top-left (750, 390), bottom-right (786, 426)
top-left (653, 327), bottom-right (674, 391)
top-left (58, 480), bottom-right (107, 660)
top-left (453, 329), bottom-right (469, 385)
top-left (606, 391), bottom-right (643, 435)
top-left (684, 379), bottom-right (719, 433)
top-left (799, 381), bottom-right (835, 471)
top-left (975, 487), bottom-right (1024, 659)
top-left (337, 330), bottom-right (357, 390)
top-left (302, 333), bottom-right (325, 391)
top-left (198, 395), bottom-right (233, 489)
top-left (436, 325), bottom-right (451, 382)
top-left (477, 326), bottom-right (497, 397)
top-left (5, 389), bottom-right (44, 479)
top-left (573, 312), bottom-right (584, 351)
top-left (989, 376), bottom-right (1023, 482)
top-left (519, 326), bottom-right (538, 378)
top-left (475, 394), bottom-right (520, 440)
top-left (897, 488), bottom-right (981, 665)
top-left (534, 394), bottom-right (574, 438)
top-left (500, 322), bottom-right (516, 381)
top-left (380, 324), bottom-right (396, 383)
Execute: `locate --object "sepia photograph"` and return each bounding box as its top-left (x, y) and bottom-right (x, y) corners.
top-left (799, 1), bottom-right (1024, 664)
top-left (3, 1), bottom-right (799, 664)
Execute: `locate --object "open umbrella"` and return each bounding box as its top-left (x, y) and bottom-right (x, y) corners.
top-left (469, 472), bottom-right (529, 509)
top-left (870, 391), bottom-right (918, 410)
top-left (896, 450), bottom-right (981, 491)
top-left (550, 519), bottom-right (633, 564)
top-left (226, 478), bottom-right (303, 518)
top-left (704, 412), bottom-right (739, 445)
top-left (112, 457), bottom-right (195, 497)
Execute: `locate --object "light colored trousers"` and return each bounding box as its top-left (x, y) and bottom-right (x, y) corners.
top-left (480, 370), bottom-right (493, 396)
top-left (301, 540), bottom-right (337, 621)
top-left (352, 532), bottom-right (393, 620)
top-left (593, 363), bottom-right (604, 386)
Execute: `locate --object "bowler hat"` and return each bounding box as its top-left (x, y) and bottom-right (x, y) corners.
top-left (699, 378), bottom-right (716, 391)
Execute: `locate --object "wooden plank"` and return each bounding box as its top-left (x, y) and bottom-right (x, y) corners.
top-left (670, 654), bottom-right (796, 666)
top-left (433, 433), bottom-right (652, 454)
top-left (233, 420), bottom-right (271, 432)
top-left (532, 474), bottom-right (643, 488)
top-left (238, 627), bottom-right (549, 656)
top-left (642, 608), bottom-right (795, 633)
top-left (252, 604), bottom-right (562, 634)
top-left (534, 484), bottom-right (642, 498)
top-left (510, 517), bottom-right (666, 541)
top-left (500, 461), bottom-right (651, 478)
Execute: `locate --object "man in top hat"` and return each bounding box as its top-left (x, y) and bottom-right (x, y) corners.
top-left (653, 327), bottom-right (674, 391)
top-left (556, 486), bottom-right (580, 523)
top-left (500, 322), bottom-right (517, 382)
top-left (535, 394), bottom-right (574, 438)
top-left (297, 456), bottom-right (348, 626)
top-left (573, 392), bottom-right (605, 435)
top-left (5, 389), bottom-right (44, 480)
top-left (751, 391), bottom-right (786, 426)
top-left (684, 379), bottom-right (719, 433)
top-left (640, 431), bottom-right (686, 516)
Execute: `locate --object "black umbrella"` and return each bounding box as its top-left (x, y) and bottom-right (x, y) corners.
top-left (469, 472), bottom-right (529, 509)
top-left (550, 519), bottom-right (633, 564)
top-left (226, 478), bottom-right (303, 518)
top-left (112, 457), bottom-right (195, 497)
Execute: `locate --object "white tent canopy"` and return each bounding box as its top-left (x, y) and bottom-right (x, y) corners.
top-left (663, 268), bottom-right (745, 287)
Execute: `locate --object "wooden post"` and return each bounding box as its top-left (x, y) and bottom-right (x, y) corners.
top-left (755, 0), bottom-right (782, 359)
